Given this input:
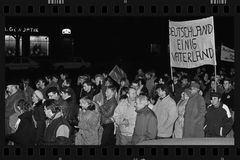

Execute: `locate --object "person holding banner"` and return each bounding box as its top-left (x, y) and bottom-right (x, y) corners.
top-left (183, 81), bottom-right (206, 138)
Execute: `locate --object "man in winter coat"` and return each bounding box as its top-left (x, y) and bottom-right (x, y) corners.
top-left (43, 99), bottom-right (71, 145)
top-left (204, 92), bottom-right (233, 137)
top-left (5, 81), bottom-right (26, 135)
top-left (99, 85), bottom-right (118, 145)
top-left (152, 84), bottom-right (178, 139)
top-left (112, 87), bottom-right (137, 145)
top-left (132, 95), bottom-right (158, 145)
top-left (183, 81), bottom-right (206, 138)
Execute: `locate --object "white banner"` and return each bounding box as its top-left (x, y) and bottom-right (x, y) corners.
top-left (169, 16), bottom-right (217, 68)
top-left (221, 45), bottom-right (234, 62)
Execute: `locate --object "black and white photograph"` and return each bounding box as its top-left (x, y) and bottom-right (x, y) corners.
top-left (4, 16), bottom-right (235, 146)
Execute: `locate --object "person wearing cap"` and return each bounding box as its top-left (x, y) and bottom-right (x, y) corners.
top-left (183, 81), bottom-right (206, 138)
top-left (5, 80), bottom-right (25, 135)
top-left (43, 99), bottom-right (71, 145)
top-left (173, 88), bottom-right (191, 138)
top-left (32, 90), bottom-right (46, 144)
top-left (204, 92), bottom-right (233, 137)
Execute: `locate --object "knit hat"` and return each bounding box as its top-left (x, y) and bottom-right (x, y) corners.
top-left (190, 81), bottom-right (200, 89)
top-left (184, 88), bottom-right (192, 97)
top-left (210, 92), bottom-right (221, 99)
top-left (34, 90), bottom-right (44, 100)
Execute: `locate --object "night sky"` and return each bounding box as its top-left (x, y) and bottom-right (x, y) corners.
top-left (5, 16), bottom-right (234, 79)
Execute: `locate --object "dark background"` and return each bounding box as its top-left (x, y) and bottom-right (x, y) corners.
top-left (5, 16), bottom-right (234, 81)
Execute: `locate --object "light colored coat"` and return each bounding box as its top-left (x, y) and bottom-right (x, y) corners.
top-left (153, 95), bottom-right (178, 137)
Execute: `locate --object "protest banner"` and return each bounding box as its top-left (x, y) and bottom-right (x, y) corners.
top-left (169, 16), bottom-right (217, 91)
top-left (169, 16), bottom-right (217, 68)
top-left (221, 44), bottom-right (235, 62)
top-left (109, 65), bottom-right (127, 84)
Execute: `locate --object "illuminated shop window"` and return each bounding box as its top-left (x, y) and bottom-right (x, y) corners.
top-left (30, 36), bottom-right (49, 56)
top-left (5, 35), bottom-right (22, 56)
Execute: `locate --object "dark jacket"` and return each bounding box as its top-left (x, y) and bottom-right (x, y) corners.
top-left (99, 97), bottom-right (117, 125)
top-left (183, 93), bottom-right (206, 138)
top-left (5, 90), bottom-right (25, 134)
top-left (44, 115), bottom-right (71, 145)
top-left (6, 111), bottom-right (36, 145)
top-left (33, 101), bottom-right (46, 144)
top-left (221, 88), bottom-right (234, 111)
top-left (132, 105), bottom-right (158, 145)
top-left (65, 96), bottom-right (79, 126)
top-left (204, 103), bottom-right (233, 137)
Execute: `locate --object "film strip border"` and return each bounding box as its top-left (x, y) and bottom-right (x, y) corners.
top-left (1, 1), bottom-right (240, 16)
top-left (1, 146), bottom-right (240, 159)
top-left (1, 0), bottom-right (240, 159)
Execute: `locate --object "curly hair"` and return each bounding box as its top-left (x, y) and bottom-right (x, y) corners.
top-left (17, 99), bottom-right (32, 112)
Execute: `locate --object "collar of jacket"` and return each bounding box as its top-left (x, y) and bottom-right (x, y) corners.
top-left (159, 95), bottom-right (169, 101)
top-left (136, 105), bottom-right (150, 114)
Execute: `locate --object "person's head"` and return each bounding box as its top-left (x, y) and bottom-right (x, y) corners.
top-left (120, 77), bottom-right (128, 87)
top-left (45, 75), bottom-right (52, 83)
top-left (120, 86), bottom-right (129, 98)
top-left (46, 87), bottom-right (60, 100)
top-left (145, 72), bottom-right (152, 80)
top-left (6, 84), bottom-right (19, 96)
top-left (210, 92), bottom-right (221, 107)
top-left (127, 87), bottom-right (137, 101)
top-left (137, 68), bottom-right (143, 75)
top-left (223, 77), bottom-right (232, 91)
top-left (36, 78), bottom-right (46, 89)
top-left (210, 79), bottom-right (216, 90)
top-left (105, 77), bottom-right (113, 87)
top-left (181, 88), bottom-right (191, 100)
top-left (95, 74), bottom-right (104, 86)
top-left (44, 99), bottom-right (61, 119)
top-left (62, 78), bottom-right (71, 87)
top-left (83, 81), bottom-right (93, 93)
top-left (60, 72), bottom-right (68, 81)
top-left (52, 74), bottom-right (59, 83)
top-left (190, 81), bottom-right (200, 94)
top-left (77, 75), bottom-right (89, 86)
top-left (173, 73), bottom-right (179, 84)
top-left (60, 87), bottom-right (72, 100)
top-left (135, 95), bottom-right (148, 111)
top-left (32, 90), bottom-right (44, 103)
top-left (203, 73), bottom-right (209, 81)
top-left (131, 79), bottom-right (139, 90)
top-left (181, 75), bottom-right (189, 86)
top-left (137, 78), bottom-right (146, 87)
top-left (105, 85), bottom-right (116, 100)
top-left (79, 96), bottom-right (95, 111)
top-left (156, 84), bottom-right (169, 98)
top-left (16, 99), bottom-right (32, 114)
top-left (22, 78), bottom-right (30, 88)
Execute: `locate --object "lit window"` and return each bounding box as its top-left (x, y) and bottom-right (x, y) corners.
top-left (5, 35), bottom-right (22, 56)
top-left (30, 36), bottom-right (49, 56)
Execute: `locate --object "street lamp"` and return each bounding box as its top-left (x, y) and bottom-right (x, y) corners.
top-left (62, 28), bottom-right (71, 35)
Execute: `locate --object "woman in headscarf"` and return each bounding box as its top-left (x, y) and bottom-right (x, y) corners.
top-left (75, 96), bottom-right (102, 145)
top-left (173, 88), bottom-right (191, 138)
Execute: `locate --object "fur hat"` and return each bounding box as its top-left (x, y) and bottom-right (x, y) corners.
top-left (190, 81), bottom-right (200, 89)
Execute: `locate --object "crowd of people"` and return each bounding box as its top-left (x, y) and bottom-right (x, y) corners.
top-left (5, 65), bottom-right (235, 145)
